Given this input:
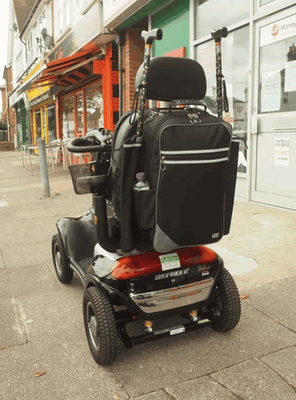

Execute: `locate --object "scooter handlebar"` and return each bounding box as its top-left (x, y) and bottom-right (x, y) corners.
top-left (141, 28), bottom-right (163, 45)
top-left (66, 136), bottom-right (110, 153)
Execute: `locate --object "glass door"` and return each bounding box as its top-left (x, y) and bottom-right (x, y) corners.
top-left (252, 8), bottom-right (296, 210)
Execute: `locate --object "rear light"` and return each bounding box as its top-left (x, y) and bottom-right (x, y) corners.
top-left (110, 246), bottom-right (217, 280)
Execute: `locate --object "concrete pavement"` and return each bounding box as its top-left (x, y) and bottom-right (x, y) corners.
top-left (1, 151), bottom-right (296, 400)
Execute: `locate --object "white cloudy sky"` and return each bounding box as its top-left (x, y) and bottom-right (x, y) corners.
top-left (0, 0), bottom-right (10, 86)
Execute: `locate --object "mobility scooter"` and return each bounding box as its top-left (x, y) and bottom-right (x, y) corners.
top-left (52, 28), bottom-right (241, 366)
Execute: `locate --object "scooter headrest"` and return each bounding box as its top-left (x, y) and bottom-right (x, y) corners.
top-left (135, 57), bottom-right (207, 101)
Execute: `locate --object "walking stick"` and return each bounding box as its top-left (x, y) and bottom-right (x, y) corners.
top-left (136, 28), bottom-right (163, 137)
top-left (211, 27), bottom-right (228, 119)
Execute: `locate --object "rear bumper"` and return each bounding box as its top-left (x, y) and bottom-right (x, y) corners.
top-left (129, 277), bottom-right (214, 314)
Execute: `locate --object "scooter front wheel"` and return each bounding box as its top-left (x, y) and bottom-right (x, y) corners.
top-left (83, 286), bottom-right (118, 366)
top-left (211, 267), bottom-right (241, 332)
top-left (52, 233), bottom-right (73, 284)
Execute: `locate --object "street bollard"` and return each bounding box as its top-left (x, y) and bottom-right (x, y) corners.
top-left (37, 138), bottom-right (51, 198)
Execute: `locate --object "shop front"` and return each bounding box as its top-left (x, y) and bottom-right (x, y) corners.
top-left (27, 84), bottom-right (56, 144)
top-left (252, 7), bottom-right (296, 210)
top-left (33, 1), bottom-right (118, 139)
top-left (59, 79), bottom-right (104, 140)
top-left (15, 98), bottom-right (30, 147)
top-left (192, 0), bottom-right (296, 210)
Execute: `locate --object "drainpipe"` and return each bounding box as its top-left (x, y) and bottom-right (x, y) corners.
top-left (115, 34), bottom-right (125, 118)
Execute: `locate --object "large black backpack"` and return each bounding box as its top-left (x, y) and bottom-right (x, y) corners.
top-left (110, 57), bottom-right (238, 253)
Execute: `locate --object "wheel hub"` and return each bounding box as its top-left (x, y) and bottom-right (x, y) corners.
top-left (87, 303), bottom-right (100, 350)
top-left (54, 245), bottom-right (62, 275)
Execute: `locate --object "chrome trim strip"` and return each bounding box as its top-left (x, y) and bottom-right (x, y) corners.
top-left (163, 158), bottom-right (229, 165)
top-left (129, 277), bottom-right (214, 314)
top-left (161, 148), bottom-right (229, 155)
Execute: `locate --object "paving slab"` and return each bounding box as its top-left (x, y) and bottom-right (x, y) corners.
top-left (219, 202), bottom-right (296, 290)
top-left (0, 343), bottom-right (129, 400)
top-left (0, 264), bottom-right (60, 297)
top-left (166, 376), bottom-right (238, 400)
top-left (132, 391), bottom-right (172, 400)
top-left (261, 346), bottom-right (296, 389)
top-left (210, 358), bottom-right (296, 400)
top-left (0, 299), bottom-right (27, 348)
top-left (246, 277), bottom-right (296, 332)
top-left (0, 290), bottom-right (128, 400)
top-left (1, 242), bottom-right (53, 268)
top-left (111, 303), bottom-right (296, 397)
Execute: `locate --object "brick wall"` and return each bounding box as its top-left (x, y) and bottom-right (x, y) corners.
top-left (1, 88), bottom-right (7, 126)
top-left (123, 29), bottom-right (144, 113)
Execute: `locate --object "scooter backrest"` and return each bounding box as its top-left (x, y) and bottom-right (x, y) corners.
top-left (135, 57), bottom-right (207, 101)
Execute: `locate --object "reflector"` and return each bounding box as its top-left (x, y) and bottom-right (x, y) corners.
top-left (110, 246), bottom-right (217, 280)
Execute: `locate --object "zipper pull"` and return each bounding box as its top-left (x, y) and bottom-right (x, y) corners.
top-left (160, 156), bottom-right (166, 171)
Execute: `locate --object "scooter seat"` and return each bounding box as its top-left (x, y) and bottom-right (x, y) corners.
top-left (77, 175), bottom-right (109, 195)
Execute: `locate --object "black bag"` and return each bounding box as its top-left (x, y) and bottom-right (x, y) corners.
top-left (134, 108), bottom-right (236, 252)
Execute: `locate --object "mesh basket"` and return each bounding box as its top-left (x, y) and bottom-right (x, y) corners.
top-left (69, 163), bottom-right (95, 195)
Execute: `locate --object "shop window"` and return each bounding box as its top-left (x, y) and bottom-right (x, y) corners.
top-left (62, 95), bottom-right (75, 140)
top-left (258, 29), bottom-right (296, 114)
top-left (26, 32), bottom-right (34, 65)
top-left (35, 111), bottom-right (42, 138)
top-left (16, 51), bottom-right (23, 80)
top-left (197, 25), bottom-right (249, 173)
top-left (58, 0), bottom-right (70, 36)
top-left (86, 83), bottom-right (103, 131)
top-left (47, 106), bottom-right (56, 142)
top-left (76, 92), bottom-right (84, 134)
top-left (195, 0), bottom-right (249, 40)
top-left (38, 10), bottom-right (46, 55)
top-left (260, 0), bottom-right (275, 6)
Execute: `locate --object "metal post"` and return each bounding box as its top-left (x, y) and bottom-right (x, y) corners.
top-left (37, 138), bottom-right (51, 198)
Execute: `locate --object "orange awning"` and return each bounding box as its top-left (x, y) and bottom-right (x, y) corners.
top-left (32, 51), bottom-right (100, 89)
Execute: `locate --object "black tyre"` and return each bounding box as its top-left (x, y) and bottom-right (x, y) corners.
top-left (52, 233), bottom-right (73, 284)
top-left (211, 267), bottom-right (241, 332)
top-left (83, 286), bottom-right (118, 366)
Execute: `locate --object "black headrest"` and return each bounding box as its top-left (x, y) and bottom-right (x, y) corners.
top-left (135, 57), bottom-right (207, 101)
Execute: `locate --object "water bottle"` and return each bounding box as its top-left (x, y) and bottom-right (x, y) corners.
top-left (133, 172), bottom-right (150, 191)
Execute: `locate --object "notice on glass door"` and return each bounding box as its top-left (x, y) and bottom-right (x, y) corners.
top-left (274, 136), bottom-right (290, 167)
top-left (261, 71), bottom-right (281, 112)
top-left (285, 61), bottom-right (296, 92)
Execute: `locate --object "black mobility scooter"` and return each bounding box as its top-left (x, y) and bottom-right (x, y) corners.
top-left (52, 29), bottom-right (241, 366)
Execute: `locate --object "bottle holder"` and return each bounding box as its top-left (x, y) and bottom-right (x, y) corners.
top-left (133, 189), bottom-right (155, 230)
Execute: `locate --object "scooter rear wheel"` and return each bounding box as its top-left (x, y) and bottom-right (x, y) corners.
top-left (211, 267), bottom-right (241, 332)
top-left (83, 286), bottom-right (118, 366)
top-left (52, 233), bottom-right (73, 284)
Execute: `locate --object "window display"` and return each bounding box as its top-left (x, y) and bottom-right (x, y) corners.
top-left (76, 92), bottom-right (84, 134)
top-left (62, 95), bottom-right (75, 140)
top-left (86, 83), bottom-right (104, 131)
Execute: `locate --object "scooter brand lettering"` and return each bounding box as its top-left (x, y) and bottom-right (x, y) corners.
top-left (154, 268), bottom-right (190, 281)
top-left (197, 264), bottom-right (211, 272)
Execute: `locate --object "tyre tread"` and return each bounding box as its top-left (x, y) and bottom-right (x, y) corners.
top-left (84, 286), bottom-right (118, 366)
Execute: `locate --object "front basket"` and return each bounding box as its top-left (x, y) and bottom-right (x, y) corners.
top-left (69, 163), bottom-right (94, 195)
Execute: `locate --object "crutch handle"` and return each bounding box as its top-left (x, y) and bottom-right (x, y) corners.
top-left (141, 28), bottom-right (163, 45)
top-left (211, 27), bottom-right (228, 42)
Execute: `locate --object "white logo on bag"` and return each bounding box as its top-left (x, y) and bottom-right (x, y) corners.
top-left (187, 113), bottom-right (201, 124)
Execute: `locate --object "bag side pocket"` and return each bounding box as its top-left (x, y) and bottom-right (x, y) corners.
top-left (133, 189), bottom-right (155, 230)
